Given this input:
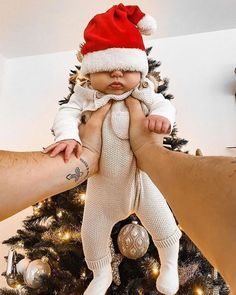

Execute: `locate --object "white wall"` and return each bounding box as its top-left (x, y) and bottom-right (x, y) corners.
top-left (0, 28), bottom-right (236, 288)
top-left (146, 28), bottom-right (236, 156)
top-left (0, 50), bottom-right (78, 151)
top-left (0, 54), bottom-right (6, 98)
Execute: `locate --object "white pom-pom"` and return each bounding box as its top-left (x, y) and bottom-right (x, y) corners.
top-left (137, 14), bottom-right (157, 35)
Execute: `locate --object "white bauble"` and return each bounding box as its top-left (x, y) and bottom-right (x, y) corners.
top-left (16, 258), bottom-right (30, 275)
top-left (24, 259), bottom-right (51, 289)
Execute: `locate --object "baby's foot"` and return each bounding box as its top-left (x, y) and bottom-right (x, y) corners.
top-left (84, 265), bottom-right (113, 295)
top-left (156, 264), bottom-right (179, 294)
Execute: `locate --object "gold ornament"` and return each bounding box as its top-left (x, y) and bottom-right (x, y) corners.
top-left (6, 273), bottom-right (22, 288)
top-left (117, 221), bottom-right (150, 259)
top-left (6, 250), bottom-right (23, 288)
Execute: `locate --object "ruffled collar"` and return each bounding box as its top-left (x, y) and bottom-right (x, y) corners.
top-left (73, 78), bottom-right (155, 112)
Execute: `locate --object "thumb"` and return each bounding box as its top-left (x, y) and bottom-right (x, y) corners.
top-left (89, 102), bottom-right (112, 126)
top-left (125, 96), bottom-right (146, 130)
top-left (125, 97), bottom-right (146, 123)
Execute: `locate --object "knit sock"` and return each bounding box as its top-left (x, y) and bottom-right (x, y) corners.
top-left (84, 264), bottom-right (113, 295)
top-left (156, 241), bottom-right (179, 295)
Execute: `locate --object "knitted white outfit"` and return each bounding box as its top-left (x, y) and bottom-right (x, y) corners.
top-left (52, 78), bottom-right (182, 288)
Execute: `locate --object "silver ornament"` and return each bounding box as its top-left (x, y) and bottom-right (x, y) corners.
top-left (118, 221), bottom-right (150, 259)
top-left (24, 258), bottom-right (51, 289)
top-left (16, 257), bottom-right (30, 275)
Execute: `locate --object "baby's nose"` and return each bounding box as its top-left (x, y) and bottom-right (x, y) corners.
top-left (110, 70), bottom-right (123, 77)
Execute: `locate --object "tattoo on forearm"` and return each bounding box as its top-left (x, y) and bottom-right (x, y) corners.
top-left (66, 158), bottom-right (90, 182)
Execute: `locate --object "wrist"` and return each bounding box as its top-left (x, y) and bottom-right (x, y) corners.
top-left (81, 147), bottom-right (99, 176)
top-left (134, 141), bottom-right (167, 171)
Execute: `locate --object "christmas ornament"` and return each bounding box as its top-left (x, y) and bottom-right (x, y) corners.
top-left (118, 221), bottom-right (150, 259)
top-left (23, 257), bottom-right (51, 289)
top-left (6, 250), bottom-right (14, 275)
top-left (6, 273), bottom-right (22, 288)
top-left (6, 250), bottom-right (23, 288)
top-left (16, 257), bottom-right (30, 275)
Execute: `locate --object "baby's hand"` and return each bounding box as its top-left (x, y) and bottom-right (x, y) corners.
top-left (145, 115), bottom-right (171, 134)
top-left (43, 139), bottom-right (82, 163)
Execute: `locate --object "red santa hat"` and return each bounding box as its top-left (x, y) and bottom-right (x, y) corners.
top-left (79, 3), bottom-right (157, 77)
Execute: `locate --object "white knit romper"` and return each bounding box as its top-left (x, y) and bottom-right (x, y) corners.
top-left (53, 78), bottom-right (182, 271)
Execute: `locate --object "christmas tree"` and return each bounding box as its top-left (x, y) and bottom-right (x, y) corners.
top-left (1, 48), bottom-right (229, 295)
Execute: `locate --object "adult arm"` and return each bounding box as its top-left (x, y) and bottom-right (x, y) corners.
top-left (125, 97), bottom-right (236, 291)
top-left (0, 103), bottom-right (111, 222)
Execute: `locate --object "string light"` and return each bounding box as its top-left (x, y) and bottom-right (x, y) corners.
top-left (58, 230), bottom-right (71, 241)
top-left (152, 264), bottom-right (159, 277)
top-left (74, 192), bottom-right (86, 204)
top-left (137, 288), bottom-right (144, 295)
top-left (57, 210), bottom-right (63, 218)
top-left (79, 192), bottom-right (86, 203)
top-left (194, 287), bottom-right (204, 295)
top-left (80, 271), bottom-right (86, 279)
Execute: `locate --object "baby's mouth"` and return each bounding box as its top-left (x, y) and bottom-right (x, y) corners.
top-left (109, 82), bottom-right (124, 89)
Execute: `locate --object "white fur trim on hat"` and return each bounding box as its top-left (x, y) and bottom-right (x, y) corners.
top-left (81, 48), bottom-right (148, 77)
top-left (137, 14), bottom-right (157, 35)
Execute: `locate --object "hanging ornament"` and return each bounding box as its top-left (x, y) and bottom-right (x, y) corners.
top-left (117, 221), bottom-right (150, 259)
top-left (23, 257), bottom-right (51, 289)
top-left (6, 250), bottom-right (23, 288)
top-left (6, 250), bottom-right (14, 275)
top-left (6, 273), bottom-right (22, 288)
top-left (16, 257), bottom-right (31, 275)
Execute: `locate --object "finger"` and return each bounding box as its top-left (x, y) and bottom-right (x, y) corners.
top-left (148, 119), bottom-right (156, 132)
top-left (64, 145), bottom-right (75, 163)
top-left (125, 97), bottom-right (146, 121)
top-left (161, 122), bottom-right (170, 134)
top-left (154, 121), bottom-right (163, 133)
top-left (43, 143), bottom-right (59, 153)
top-left (90, 102), bottom-right (112, 121)
top-left (76, 144), bottom-right (82, 159)
top-left (50, 143), bottom-right (66, 157)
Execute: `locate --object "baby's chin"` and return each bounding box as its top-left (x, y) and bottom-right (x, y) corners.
top-left (104, 88), bottom-right (132, 95)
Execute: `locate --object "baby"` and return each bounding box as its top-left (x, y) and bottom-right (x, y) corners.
top-left (44, 4), bottom-right (181, 295)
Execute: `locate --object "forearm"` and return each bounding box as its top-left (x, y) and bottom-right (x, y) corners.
top-left (135, 143), bottom-right (236, 290)
top-left (0, 148), bottom-right (96, 221)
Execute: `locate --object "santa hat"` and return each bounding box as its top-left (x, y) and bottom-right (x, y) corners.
top-left (79, 4), bottom-right (157, 77)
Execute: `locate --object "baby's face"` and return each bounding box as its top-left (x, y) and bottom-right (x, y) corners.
top-left (89, 70), bottom-right (141, 95)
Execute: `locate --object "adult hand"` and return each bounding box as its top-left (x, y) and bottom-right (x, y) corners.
top-left (125, 97), bottom-right (164, 164)
top-left (79, 102), bottom-right (112, 173)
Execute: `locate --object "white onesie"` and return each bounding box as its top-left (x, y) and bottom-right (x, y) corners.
top-left (52, 77), bottom-right (182, 271)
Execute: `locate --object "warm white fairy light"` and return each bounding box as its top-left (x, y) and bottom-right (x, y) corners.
top-left (79, 192), bottom-right (86, 203)
top-left (195, 287), bottom-right (204, 295)
top-left (34, 208), bottom-right (41, 216)
top-left (57, 230), bottom-right (71, 241)
top-left (152, 264), bottom-right (159, 276)
top-left (57, 210), bottom-right (63, 218)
